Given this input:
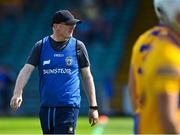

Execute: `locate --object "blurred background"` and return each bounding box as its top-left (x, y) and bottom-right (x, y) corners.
top-left (0, 0), bottom-right (157, 133)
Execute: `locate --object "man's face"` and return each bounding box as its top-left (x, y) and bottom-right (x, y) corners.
top-left (54, 23), bottom-right (76, 39)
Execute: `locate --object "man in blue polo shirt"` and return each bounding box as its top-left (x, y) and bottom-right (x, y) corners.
top-left (10, 10), bottom-right (99, 134)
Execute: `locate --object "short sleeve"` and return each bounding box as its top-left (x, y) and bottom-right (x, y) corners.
top-left (26, 40), bottom-right (42, 67)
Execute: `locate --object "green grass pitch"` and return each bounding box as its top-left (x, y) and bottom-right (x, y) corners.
top-left (0, 117), bottom-right (133, 134)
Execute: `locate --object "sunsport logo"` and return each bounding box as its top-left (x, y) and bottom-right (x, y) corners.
top-left (43, 68), bottom-right (71, 74)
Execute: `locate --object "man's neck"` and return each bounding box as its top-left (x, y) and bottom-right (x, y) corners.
top-left (51, 33), bottom-right (69, 42)
top-left (167, 27), bottom-right (180, 43)
top-left (160, 23), bottom-right (180, 42)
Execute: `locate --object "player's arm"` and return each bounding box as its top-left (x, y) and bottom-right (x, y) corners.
top-left (158, 92), bottom-right (180, 133)
top-left (10, 64), bottom-right (35, 111)
top-left (128, 65), bottom-right (138, 112)
top-left (77, 40), bottom-right (98, 126)
top-left (128, 38), bottom-right (142, 113)
top-left (10, 40), bottom-right (41, 111)
top-left (80, 67), bottom-right (99, 126)
top-left (156, 67), bottom-right (180, 133)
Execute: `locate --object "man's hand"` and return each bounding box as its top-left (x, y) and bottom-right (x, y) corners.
top-left (88, 109), bottom-right (99, 127)
top-left (10, 64), bottom-right (34, 112)
top-left (10, 95), bottom-right (22, 111)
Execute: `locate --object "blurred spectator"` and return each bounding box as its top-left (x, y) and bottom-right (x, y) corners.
top-left (0, 65), bottom-right (16, 116)
top-left (23, 0), bottom-right (43, 13)
top-left (0, 0), bottom-right (23, 20)
top-left (0, 0), bottom-right (44, 21)
top-left (90, 9), bottom-right (112, 46)
top-left (75, 2), bottom-right (112, 46)
top-left (74, 13), bottom-right (93, 45)
top-left (82, 0), bottom-right (95, 6)
top-left (97, 0), bottom-right (123, 9)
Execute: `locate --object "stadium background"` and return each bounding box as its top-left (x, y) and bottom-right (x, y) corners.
top-left (0, 0), bottom-right (157, 134)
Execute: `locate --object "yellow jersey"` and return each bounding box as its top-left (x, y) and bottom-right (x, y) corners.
top-left (139, 25), bottom-right (180, 133)
top-left (130, 25), bottom-right (164, 113)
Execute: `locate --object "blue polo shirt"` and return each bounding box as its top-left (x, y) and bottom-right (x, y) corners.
top-left (38, 36), bottom-right (81, 107)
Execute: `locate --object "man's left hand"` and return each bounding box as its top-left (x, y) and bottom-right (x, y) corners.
top-left (88, 109), bottom-right (99, 127)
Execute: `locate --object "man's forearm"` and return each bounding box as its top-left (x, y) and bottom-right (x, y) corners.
top-left (14, 64), bottom-right (34, 96)
top-left (83, 75), bottom-right (97, 106)
top-left (128, 66), bottom-right (138, 112)
top-left (158, 93), bottom-right (180, 134)
top-left (161, 119), bottom-right (180, 134)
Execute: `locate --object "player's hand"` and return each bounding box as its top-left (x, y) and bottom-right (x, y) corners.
top-left (10, 95), bottom-right (22, 112)
top-left (88, 109), bottom-right (99, 127)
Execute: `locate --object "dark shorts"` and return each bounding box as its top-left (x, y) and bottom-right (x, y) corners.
top-left (39, 107), bottom-right (79, 134)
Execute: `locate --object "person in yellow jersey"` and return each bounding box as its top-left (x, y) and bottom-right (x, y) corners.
top-left (134, 0), bottom-right (180, 134)
top-left (128, 26), bottom-right (161, 134)
top-left (129, 0), bottom-right (180, 133)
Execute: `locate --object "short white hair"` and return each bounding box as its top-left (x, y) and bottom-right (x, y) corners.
top-left (154, 0), bottom-right (180, 32)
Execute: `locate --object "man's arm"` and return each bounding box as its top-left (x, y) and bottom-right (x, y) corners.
top-left (10, 64), bottom-right (35, 111)
top-left (80, 67), bottom-right (99, 126)
top-left (158, 92), bottom-right (180, 133)
top-left (128, 65), bottom-right (138, 112)
top-left (156, 66), bottom-right (180, 133)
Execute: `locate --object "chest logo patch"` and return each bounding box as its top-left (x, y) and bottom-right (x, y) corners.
top-left (65, 56), bottom-right (73, 67)
top-left (43, 60), bottom-right (51, 65)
